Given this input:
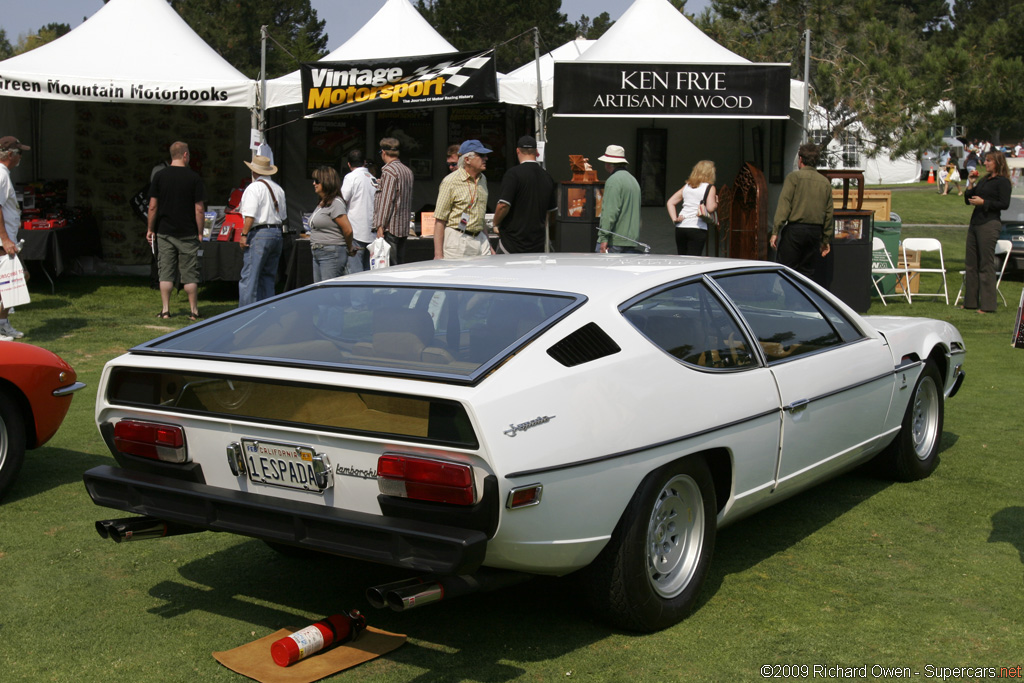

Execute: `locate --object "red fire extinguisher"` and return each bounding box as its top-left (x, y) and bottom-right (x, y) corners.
top-left (270, 610), bottom-right (366, 667)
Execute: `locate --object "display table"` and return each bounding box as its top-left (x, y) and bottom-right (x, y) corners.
top-left (403, 233), bottom-right (500, 261)
top-left (284, 239), bottom-right (314, 290)
top-left (17, 217), bottom-right (102, 291)
top-left (200, 241), bottom-right (244, 282)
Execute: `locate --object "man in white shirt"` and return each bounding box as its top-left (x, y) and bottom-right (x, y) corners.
top-left (0, 136), bottom-right (31, 340)
top-left (341, 149), bottom-right (378, 273)
top-left (237, 155), bottom-right (287, 307)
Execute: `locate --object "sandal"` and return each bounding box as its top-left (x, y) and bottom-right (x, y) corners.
top-left (157, 311), bottom-right (172, 319)
top-left (188, 310), bottom-right (201, 322)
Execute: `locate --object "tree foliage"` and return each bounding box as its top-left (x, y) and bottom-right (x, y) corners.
top-left (0, 22), bottom-right (71, 56)
top-left (929, 0), bottom-right (1024, 142)
top-left (415, 0), bottom-right (575, 72)
top-left (574, 12), bottom-right (614, 40)
top-left (0, 29), bottom-right (12, 60)
top-left (170, 0), bottom-right (328, 79)
top-left (698, 0), bottom-right (951, 159)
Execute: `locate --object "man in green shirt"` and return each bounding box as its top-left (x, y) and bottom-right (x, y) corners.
top-left (596, 144), bottom-right (643, 253)
top-left (770, 142), bottom-right (834, 277)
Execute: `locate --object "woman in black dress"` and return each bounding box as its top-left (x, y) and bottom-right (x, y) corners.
top-left (962, 150), bottom-right (1011, 313)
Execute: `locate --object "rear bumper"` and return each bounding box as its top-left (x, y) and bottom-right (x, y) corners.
top-left (83, 465), bottom-right (487, 575)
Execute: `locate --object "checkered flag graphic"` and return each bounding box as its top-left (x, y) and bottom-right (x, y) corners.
top-left (409, 52), bottom-right (494, 89)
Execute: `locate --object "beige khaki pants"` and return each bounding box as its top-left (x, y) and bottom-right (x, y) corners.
top-left (443, 227), bottom-right (491, 259)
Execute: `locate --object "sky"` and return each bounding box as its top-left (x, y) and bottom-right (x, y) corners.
top-left (3, 0), bottom-right (712, 51)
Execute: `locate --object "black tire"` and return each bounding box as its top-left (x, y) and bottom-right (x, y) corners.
top-left (881, 360), bottom-right (944, 481)
top-left (583, 457), bottom-right (717, 632)
top-left (0, 391), bottom-right (28, 502)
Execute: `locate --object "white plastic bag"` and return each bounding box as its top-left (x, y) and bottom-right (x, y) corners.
top-left (0, 254), bottom-right (30, 308)
top-left (370, 237), bottom-right (391, 270)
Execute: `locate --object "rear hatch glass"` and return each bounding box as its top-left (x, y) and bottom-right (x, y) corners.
top-left (133, 284), bottom-right (581, 384)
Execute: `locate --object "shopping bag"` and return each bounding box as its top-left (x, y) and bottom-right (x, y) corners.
top-left (370, 237), bottom-right (391, 270)
top-left (0, 254), bottom-right (31, 308)
top-left (1013, 288), bottom-right (1024, 349)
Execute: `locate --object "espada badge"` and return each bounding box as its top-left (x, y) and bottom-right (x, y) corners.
top-left (504, 415), bottom-right (556, 438)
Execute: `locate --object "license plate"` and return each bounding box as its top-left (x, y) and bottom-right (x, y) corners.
top-left (242, 439), bottom-right (322, 492)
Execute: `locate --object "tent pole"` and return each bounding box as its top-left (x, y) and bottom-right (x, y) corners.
top-left (534, 27), bottom-right (544, 150)
top-left (802, 29), bottom-right (810, 143)
top-left (534, 27), bottom-right (551, 253)
top-left (259, 25), bottom-right (268, 144)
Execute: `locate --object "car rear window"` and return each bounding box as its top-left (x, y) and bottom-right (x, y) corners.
top-left (134, 285), bottom-right (579, 383)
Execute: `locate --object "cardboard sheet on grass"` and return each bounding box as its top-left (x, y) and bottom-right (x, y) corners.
top-left (213, 626), bottom-right (405, 682)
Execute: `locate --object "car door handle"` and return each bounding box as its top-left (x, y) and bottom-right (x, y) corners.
top-left (784, 398), bottom-right (810, 412)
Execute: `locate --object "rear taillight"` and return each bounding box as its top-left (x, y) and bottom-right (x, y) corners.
top-left (377, 453), bottom-right (476, 505)
top-left (113, 420), bottom-right (187, 463)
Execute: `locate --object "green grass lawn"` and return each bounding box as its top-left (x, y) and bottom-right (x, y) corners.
top-left (2, 233), bottom-right (1022, 681)
top-left (886, 182), bottom-right (976, 226)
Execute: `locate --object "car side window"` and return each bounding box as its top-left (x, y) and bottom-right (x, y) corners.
top-left (623, 281), bottom-right (755, 369)
top-left (712, 271), bottom-right (842, 363)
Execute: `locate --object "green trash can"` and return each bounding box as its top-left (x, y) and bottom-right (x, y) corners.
top-left (873, 221), bottom-right (902, 294)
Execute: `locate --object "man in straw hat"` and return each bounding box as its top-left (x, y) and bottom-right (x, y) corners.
top-left (595, 144), bottom-right (642, 253)
top-left (238, 154), bottom-right (287, 307)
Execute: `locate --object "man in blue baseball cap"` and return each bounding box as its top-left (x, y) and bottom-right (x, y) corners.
top-left (433, 139), bottom-right (494, 259)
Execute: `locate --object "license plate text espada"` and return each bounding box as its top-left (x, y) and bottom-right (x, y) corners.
top-left (242, 438), bottom-right (323, 493)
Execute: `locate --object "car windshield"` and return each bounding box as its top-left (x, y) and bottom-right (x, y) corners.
top-left (136, 284), bottom-right (580, 382)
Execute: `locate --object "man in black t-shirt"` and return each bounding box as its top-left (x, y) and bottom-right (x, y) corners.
top-left (492, 136), bottom-right (558, 253)
top-left (147, 141), bottom-right (205, 320)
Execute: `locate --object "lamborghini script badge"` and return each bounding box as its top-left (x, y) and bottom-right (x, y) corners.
top-left (504, 415), bottom-right (556, 437)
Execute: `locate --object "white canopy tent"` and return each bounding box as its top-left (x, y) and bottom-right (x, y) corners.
top-left (498, 1), bottom-right (805, 115)
top-left (0, 0), bottom-right (259, 266)
top-left (0, 0), bottom-right (255, 108)
top-left (264, 0), bottom-right (457, 109)
top-left (494, 0), bottom-right (810, 255)
top-left (806, 106), bottom-right (922, 185)
top-left (498, 38), bottom-right (595, 110)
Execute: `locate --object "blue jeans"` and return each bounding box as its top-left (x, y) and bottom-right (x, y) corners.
top-left (239, 228), bottom-right (282, 307)
top-left (311, 243), bottom-right (348, 282)
top-left (348, 240), bottom-right (370, 274)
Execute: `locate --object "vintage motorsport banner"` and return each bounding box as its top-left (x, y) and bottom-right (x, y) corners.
top-left (553, 62), bottom-right (791, 119)
top-left (301, 50), bottom-right (498, 118)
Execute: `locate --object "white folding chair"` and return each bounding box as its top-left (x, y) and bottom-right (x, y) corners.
top-left (871, 237), bottom-right (910, 305)
top-left (954, 239), bottom-right (1013, 307)
top-left (901, 237), bottom-right (948, 304)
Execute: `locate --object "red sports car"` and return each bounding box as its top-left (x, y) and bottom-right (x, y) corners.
top-left (0, 341), bottom-right (85, 500)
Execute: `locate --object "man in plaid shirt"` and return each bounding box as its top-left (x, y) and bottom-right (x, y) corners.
top-left (433, 139), bottom-right (494, 260)
top-left (373, 137), bottom-right (414, 265)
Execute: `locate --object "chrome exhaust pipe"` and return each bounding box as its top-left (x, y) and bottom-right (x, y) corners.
top-left (386, 581), bottom-right (445, 611)
top-left (94, 516), bottom-right (200, 543)
top-left (369, 569), bottom-right (533, 612)
top-left (365, 577), bottom-right (433, 609)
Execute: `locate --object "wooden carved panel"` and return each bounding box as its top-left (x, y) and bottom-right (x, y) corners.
top-left (725, 163), bottom-right (768, 261)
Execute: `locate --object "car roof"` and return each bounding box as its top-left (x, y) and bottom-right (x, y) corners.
top-left (337, 253), bottom-right (768, 299)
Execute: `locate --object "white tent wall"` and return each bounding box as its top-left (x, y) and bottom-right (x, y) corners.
top-left (806, 106), bottom-right (922, 185)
